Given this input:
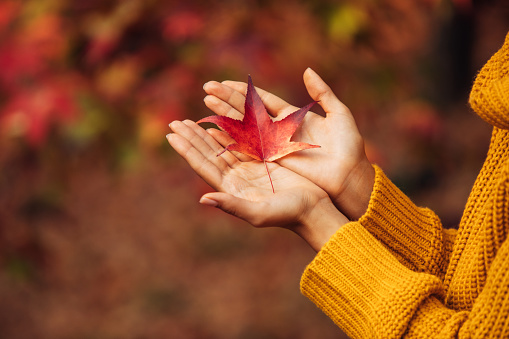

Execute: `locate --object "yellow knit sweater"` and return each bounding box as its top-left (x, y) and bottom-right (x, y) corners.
top-left (301, 32), bottom-right (509, 338)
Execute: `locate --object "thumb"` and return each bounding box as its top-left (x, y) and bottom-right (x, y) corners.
top-left (199, 192), bottom-right (267, 227)
top-left (303, 68), bottom-right (350, 118)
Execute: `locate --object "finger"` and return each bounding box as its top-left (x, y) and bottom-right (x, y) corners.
top-left (170, 120), bottom-right (224, 165)
top-left (170, 120), bottom-right (220, 158)
top-left (221, 80), bottom-right (299, 119)
top-left (303, 68), bottom-right (351, 118)
top-left (203, 95), bottom-right (244, 120)
top-left (199, 192), bottom-right (270, 228)
top-left (206, 129), bottom-right (253, 162)
top-left (169, 120), bottom-right (233, 173)
top-left (203, 81), bottom-right (245, 119)
top-left (166, 133), bottom-right (223, 189)
top-left (182, 120), bottom-right (239, 167)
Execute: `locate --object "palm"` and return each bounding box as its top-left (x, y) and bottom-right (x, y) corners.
top-left (167, 119), bottom-right (329, 229)
top-left (221, 161), bottom-right (329, 227)
top-left (279, 110), bottom-right (364, 202)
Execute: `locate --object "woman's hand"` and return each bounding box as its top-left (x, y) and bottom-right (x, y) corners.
top-left (167, 119), bottom-right (348, 251)
top-left (202, 68), bottom-right (375, 220)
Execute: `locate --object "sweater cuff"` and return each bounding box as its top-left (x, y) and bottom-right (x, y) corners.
top-left (301, 222), bottom-right (443, 339)
top-left (359, 165), bottom-right (444, 272)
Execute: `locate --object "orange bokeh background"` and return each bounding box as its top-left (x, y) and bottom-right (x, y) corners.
top-left (0, 0), bottom-right (507, 338)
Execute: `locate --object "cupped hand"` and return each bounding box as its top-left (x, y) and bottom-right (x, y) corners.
top-left (202, 68), bottom-right (375, 220)
top-left (167, 119), bottom-right (347, 251)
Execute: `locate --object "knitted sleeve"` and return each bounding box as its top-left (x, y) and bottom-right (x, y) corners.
top-left (300, 222), bottom-right (509, 338)
top-left (358, 165), bottom-right (456, 278)
top-left (469, 32), bottom-right (509, 130)
top-left (300, 31), bottom-right (509, 339)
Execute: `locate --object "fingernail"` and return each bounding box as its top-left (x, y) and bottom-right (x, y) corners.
top-left (199, 196), bottom-right (218, 207)
top-left (203, 82), bottom-right (209, 90)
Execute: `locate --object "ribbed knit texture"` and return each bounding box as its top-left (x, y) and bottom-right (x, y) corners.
top-left (301, 32), bottom-right (509, 338)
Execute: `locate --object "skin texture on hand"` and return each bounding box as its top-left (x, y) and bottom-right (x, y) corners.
top-left (202, 68), bottom-right (375, 221)
top-left (167, 119), bottom-right (348, 252)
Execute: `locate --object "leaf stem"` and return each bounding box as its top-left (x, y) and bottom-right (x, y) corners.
top-left (264, 160), bottom-right (275, 194)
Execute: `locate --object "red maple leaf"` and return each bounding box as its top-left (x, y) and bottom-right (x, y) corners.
top-left (198, 75), bottom-right (320, 193)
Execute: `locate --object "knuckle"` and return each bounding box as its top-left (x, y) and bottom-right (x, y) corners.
top-left (315, 90), bottom-right (329, 103)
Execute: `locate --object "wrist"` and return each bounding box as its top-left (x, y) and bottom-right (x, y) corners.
top-left (295, 197), bottom-right (349, 252)
top-left (336, 157), bottom-right (375, 221)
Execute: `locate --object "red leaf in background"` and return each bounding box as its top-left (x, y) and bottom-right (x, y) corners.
top-left (86, 36), bottom-right (118, 65)
top-left (1, 79), bottom-right (78, 146)
top-left (198, 75), bottom-right (319, 192)
top-left (163, 11), bottom-right (204, 42)
top-left (0, 1), bottom-right (19, 34)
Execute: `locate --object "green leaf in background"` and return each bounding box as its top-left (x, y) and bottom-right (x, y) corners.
top-left (328, 4), bottom-right (367, 43)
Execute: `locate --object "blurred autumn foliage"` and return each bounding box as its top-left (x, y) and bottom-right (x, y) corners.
top-left (0, 0), bottom-right (507, 338)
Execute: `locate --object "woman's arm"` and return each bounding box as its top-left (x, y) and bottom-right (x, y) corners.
top-left (301, 221), bottom-right (508, 338)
